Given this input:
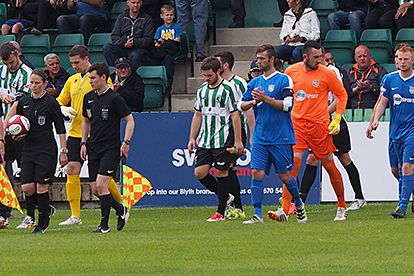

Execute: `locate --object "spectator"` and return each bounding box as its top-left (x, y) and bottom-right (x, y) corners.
top-left (56, 0), bottom-right (109, 44)
top-left (275, 0), bottom-right (319, 63)
top-left (10, 41), bottom-right (35, 69)
top-left (380, 0), bottom-right (414, 37)
top-left (103, 0), bottom-right (154, 72)
top-left (175, 0), bottom-right (208, 62)
top-left (1, 0), bottom-right (38, 35)
top-left (152, 4), bottom-right (182, 88)
top-left (31, 0), bottom-right (74, 34)
top-left (247, 60), bottom-right (261, 81)
top-left (229, 0), bottom-right (245, 28)
top-left (365, 0), bottom-right (398, 36)
top-left (44, 53), bottom-right (70, 98)
top-left (110, 57), bottom-right (144, 112)
top-left (142, 0), bottom-right (163, 28)
top-left (348, 45), bottom-right (388, 109)
top-left (327, 0), bottom-right (369, 40)
top-left (274, 0), bottom-right (309, 27)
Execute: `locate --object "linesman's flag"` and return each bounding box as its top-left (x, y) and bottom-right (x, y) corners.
top-left (122, 165), bottom-right (152, 209)
top-left (0, 165), bottom-right (23, 214)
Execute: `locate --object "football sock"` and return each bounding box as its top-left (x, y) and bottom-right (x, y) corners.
top-left (110, 195), bottom-right (124, 216)
top-left (98, 194), bottom-right (111, 229)
top-left (344, 161), bottom-right (364, 199)
top-left (25, 192), bottom-right (37, 220)
top-left (216, 175), bottom-right (231, 215)
top-left (229, 169), bottom-right (243, 210)
top-left (66, 174), bottom-right (81, 218)
top-left (285, 176), bottom-right (303, 208)
top-left (398, 174), bottom-right (414, 212)
top-left (108, 178), bottom-right (123, 203)
top-left (37, 192), bottom-right (50, 229)
top-left (282, 157), bottom-right (301, 214)
top-left (299, 164), bottom-right (317, 202)
top-left (398, 178), bottom-right (403, 201)
top-left (322, 159), bottom-right (346, 208)
top-left (199, 174), bottom-right (218, 194)
top-left (251, 178), bottom-right (264, 217)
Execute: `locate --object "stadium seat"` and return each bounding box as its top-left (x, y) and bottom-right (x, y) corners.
top-left (0, 3), bottom-right (7, 24)
top-left (382, 63), bottom-right (397, 73)
top-left (110, 1), bottom-right (127, 26)
top-left (363, 108), bottom-right (373, 122)
top-left (0, 34), bottom-right (16, 44)
top-left (343, 109), bottom-right (353, 122)
top-left (394, 28), bottom-right (414, 48)
top-left (353, 109), bottom-right (363, 122)
top-left (52, 34), bottom-right (85, 69)
top-left (66, 66), bottom-right (75, 75)
top-left (174, 33), bottom-right (191, 63)
top-left (88, 33), bottom-right (111, 64)
top-left (383, 108), bottom-right (390, 121)
top-left (309, 0), bottom-right (338, 16)
top-left (326, 48), bottom-right (354, 66)
top-left (20, 34), bottom-right (51, 68)
top-left (360, 29), bottom-right (392, 64)
top-left (341, 64), bottom-right (354, 72)
top-left (137, 66), bottom-right (167, 108)
top-left (324, 30), bottom-right (357, 65)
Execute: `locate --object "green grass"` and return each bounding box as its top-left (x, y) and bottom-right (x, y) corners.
top-left (2, 202), bottom-right (414, 275)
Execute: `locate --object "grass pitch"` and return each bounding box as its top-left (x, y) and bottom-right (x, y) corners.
top-left (2, 202), bottom-right (414, 275)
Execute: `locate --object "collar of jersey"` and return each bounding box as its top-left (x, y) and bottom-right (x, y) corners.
top-left (262, 70), bottom-right (278, 80)
top-left (94, 86), bottom-right (110, 95)
top-left (399, 71), bottom-right (414, 81)
top-left (31, 91), bottom-right (47, 100)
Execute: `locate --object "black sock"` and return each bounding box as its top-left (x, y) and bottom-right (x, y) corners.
top-left (216, 175), bottom-right (231, 215)
top-left (37, 192), bottom-right (50, 229)
top-left (199, 174), bottom-right (218, 194)
top-left (26, 193), bottom-right (37, 220)
top-left (110, 195), bottom-right (124, 216)
top-left (344, 161), bottom-right (364, 199)
top-left (229, 170), bottom-right (242, 210)
top-left (299, 165), bottom-right (317, 203)
top-left (99, 194), bottom-right (112, 229)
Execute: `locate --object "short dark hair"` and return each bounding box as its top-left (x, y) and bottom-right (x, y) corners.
top-left (302, 40), bottom-right (322, 55)
top-left (88, 62), bottom-right (110, 80)
top-left (214, 51), bottom-right (235, 70)
top-left (200, 57), bottom-right (221, 73)
top-left (69, 45), bottom-right (89, 58)
top-left (256, 44), bottom-right (279, 68)
top-left (31, 68), bottom-right (48, 82)
top-left (0, 42), bottom-right (18, 61)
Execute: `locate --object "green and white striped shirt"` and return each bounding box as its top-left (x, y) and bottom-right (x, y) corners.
top-left (194, 79), bottom-right (239, 149)
top-left (228, 74), bottom-right (248, 133)
top-left (0, 64), bottom-right (32, 114)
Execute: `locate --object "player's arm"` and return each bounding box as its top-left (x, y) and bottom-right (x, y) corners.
top-left (231, 110), bottom-right (244, 155)
top-left (188, 110), bottom-right (201, 152)
top-left (328, 94), bottom-right (338, 115)
top-left (80, 117), bottom-right (90, 161)
top-left (251, 86), bottom-right (293, 112)
top-left (121, 114), bottom-right (135, 159)
top-left (367, 94), bottom-right (388, 139)
top-left (4, 101), bottom-right (18, 128)
top-left (246, 109), bottom-right (255, 144)
top-left (0, 116), bottom-right (4, 162)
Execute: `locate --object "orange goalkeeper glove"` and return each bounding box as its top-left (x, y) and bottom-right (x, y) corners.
top-left (328, 113), bottom-right (342, 135)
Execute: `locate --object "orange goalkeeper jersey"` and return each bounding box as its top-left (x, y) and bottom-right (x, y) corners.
top-left (285, 62), bottom-right (348, 123)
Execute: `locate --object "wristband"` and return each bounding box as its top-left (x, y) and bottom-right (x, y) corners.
top-left (80, 141), bottom-right (87, 147)
top-left (60, 148), bottom-right (68, 153)
top-left (0, 139), bottom-right (4, 143)
top-left (123, 139), bottom-right (130, 145)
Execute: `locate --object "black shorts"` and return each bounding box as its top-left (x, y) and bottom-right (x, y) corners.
top-left (333, 119), bottom-right (351, 156)
top-left (67, 137), bottom-right (84, 164)
top-left (195, 147), bottom-right (233, 171)
top-left (87, 144), bottom-right (120, 182)
top-left (4, 134), bottom-right (22, 163)
top-left (20, 151), bottom-right (57, 185)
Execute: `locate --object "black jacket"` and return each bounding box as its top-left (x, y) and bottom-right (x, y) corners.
top-left (111, 9), bottom-right (154, 49)
top-left (338, 0), bottom-right (369, 12)
top-left (110, 72), bottom-right (144, 112)
top-left (45, 67), bottom-right (70, 98)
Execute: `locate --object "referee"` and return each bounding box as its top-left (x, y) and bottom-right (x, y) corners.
top-left (80, 63), bottom-right (135, 233)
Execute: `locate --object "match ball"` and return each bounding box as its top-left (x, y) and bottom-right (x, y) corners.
top-left (6, 115), bottom-right (30, 136)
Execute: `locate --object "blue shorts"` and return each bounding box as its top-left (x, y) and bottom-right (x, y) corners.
top-left (250, 143), bottom-right (293, 174)
top-left (388, 139), bottom-right (398, 169)
top-left (393, 138), bottom-right (414, 166)
top-left (3, 20), bottom-right (30, 28)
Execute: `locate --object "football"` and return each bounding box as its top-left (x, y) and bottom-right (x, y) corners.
top-left (6, 115), bottom-right (30, 136)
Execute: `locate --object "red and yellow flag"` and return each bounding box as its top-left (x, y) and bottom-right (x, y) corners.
top-left (0, 165), bottom-right (23, 214)
top-left (122, 165), bottom-right (152, 209)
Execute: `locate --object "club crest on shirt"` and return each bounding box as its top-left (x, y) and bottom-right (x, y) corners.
top-left (312, 80), bottom-right (319, 87)
top-left (410, 86), bottom-right (414, 94)
top-left (38, 115), bottom-right (46, 126)
top-left (268, 85), bottom-right (274, 92)
top-left (86, 109), bottom-right (92, 118)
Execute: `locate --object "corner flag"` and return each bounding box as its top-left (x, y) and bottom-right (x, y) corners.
top-left (0, 165), bottom-right (23, 214)
top-left (122, 165), bottom-right (152, 209)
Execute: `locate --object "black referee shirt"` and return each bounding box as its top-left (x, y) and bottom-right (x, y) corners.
top-left (82, 88), bottom-right (131, 147)
top-left (17, 92), bottom-right (66, 148)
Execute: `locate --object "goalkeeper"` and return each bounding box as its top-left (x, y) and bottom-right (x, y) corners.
top-left (56, 45), bottom-right (123, 226)
top-left (276, 41), bottom-right (349, 222)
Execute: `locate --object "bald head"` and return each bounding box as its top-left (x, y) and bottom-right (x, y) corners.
top-left (354, 45), bottom-right (371, 70)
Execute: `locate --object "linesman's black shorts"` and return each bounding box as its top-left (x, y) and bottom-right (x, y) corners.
top-left (67, 136), bottom-right (84, 164)
top-left (87, 144), bottom-right (120, 182)
top-left (20, 148), bottom-right (57, 185)
top-left (333, 119), bottom-right (351, 156)
top-left (195, 147), bottom-right (233, 171)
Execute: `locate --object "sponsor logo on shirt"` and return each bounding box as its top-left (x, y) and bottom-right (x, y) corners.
top-left (296, 90), bottom-right (319, 101)
top-left (393, 93), bottom-right (414, 105)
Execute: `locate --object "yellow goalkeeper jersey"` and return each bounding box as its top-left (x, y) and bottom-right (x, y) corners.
top-left (57, 72), bottom-right (113, 138)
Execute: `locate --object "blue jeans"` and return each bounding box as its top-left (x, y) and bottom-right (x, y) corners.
top-left (175, 0), bottom-right (208, 58)
top-left (56, 14), bottom-right (108, 43)
top-left (275, 45), bottom-right (303, 63)
top-left (103, 43), bottom-right (146, 72)
top-left (327, 10), bottom-right (366, 40)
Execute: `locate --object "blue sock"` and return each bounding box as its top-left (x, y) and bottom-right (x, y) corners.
top-left (251, 178), bottom-right (264, 217)
top-left (286, 176), bottom-right (303, 207)
top-left (398, 178), bottom-right (402, 201)
top-left (398, 174), bottom-right (414, 212)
